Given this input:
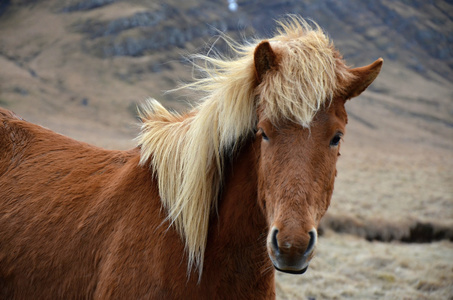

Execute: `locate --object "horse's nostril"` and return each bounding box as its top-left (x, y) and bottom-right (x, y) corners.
top-left (304, 228), bottom-right (317, 257)
top-left (271, 228), bottom-right (279, 253)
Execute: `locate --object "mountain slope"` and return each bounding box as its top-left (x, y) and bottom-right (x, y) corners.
top-left (0, 1), bottom-right (451, 150)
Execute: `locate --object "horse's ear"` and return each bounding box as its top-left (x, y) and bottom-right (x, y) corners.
top-left (254, 41), bottom-right (278, 83)
top-left (346, 58), bottom-right (383, 99)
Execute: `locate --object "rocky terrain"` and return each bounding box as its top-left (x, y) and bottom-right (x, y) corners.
top-left (0, 0), bottom-right (452, 298)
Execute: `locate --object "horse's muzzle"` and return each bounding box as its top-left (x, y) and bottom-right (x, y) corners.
top-left (267, 227), bottom-right (317, 274)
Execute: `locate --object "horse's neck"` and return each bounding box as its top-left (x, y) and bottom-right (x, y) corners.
top-left (202, 138), bottom-right (275, 298)
top-left (213, 137), bottom-right (265, 245)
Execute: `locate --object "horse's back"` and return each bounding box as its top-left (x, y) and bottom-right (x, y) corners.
top-left (1, 106), bottom-right (127, 171)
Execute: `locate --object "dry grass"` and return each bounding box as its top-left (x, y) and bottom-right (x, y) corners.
top-left (276, 232), bottom-right (453, 299)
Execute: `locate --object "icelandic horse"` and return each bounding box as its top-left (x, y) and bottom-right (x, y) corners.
top-left (0, 17), bottom-right (382, 299)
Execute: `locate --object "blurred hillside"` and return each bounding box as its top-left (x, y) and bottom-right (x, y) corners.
top-left (0, 0), bottom-right (452, 149)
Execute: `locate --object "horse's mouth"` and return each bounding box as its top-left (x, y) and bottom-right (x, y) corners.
top-left (269, 250), bottom-right (311, 274)
top-left (273, 263), bottom-right (309, 275)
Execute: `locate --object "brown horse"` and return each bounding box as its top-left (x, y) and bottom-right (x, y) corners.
top-left (0, 17), bottom-right (382, 299)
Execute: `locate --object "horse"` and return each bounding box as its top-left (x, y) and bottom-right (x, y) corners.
top-left (0, 17), bottom-right (382, 299)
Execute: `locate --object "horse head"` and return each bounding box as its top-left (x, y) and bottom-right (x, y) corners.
top-left (253, 39), bottom-right (382, 274)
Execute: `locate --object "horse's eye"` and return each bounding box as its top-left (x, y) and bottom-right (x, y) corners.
top-left (330, 133), bottom-right (342, 147)
top-left (259, 128), bottom-right (269, 141)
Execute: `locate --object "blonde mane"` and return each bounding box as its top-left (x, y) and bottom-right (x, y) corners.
top-left (137, 16), bottom-right (353, 276)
